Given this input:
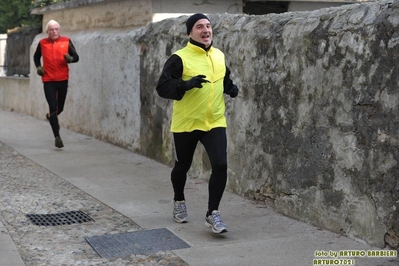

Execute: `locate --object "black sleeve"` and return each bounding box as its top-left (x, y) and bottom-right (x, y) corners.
top-left (223, 66), bottom-right (238, 95)
top-left (68, 40), bottom-right (79, 63)
top-left (156, 55), bottom-right (188, 100)
top-left (33, 43), bottom-right (42, 68)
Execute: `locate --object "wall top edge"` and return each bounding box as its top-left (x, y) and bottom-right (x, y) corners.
top-left (31, 0), bottom-right (126, 15)
top-left (0, 76), bottom-right (29, 80)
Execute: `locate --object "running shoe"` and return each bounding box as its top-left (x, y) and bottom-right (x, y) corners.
top-left (173, 200), bottom-right (188, 223)
top-left (55, 136), bottom-right (64, 148)
top-left (205, 210), bottom-right (228, 234)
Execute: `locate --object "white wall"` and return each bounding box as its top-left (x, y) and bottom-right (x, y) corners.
top-left (0, 34), bottom-right (7, 76)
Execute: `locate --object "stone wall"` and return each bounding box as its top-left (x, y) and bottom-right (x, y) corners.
top-left (2, 0), bottom-right (399, 250)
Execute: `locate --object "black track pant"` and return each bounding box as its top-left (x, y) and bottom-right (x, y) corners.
top-left (172, 127), bottom-right (227, 213)
top-left (43, 80), bottom-right (68, 138)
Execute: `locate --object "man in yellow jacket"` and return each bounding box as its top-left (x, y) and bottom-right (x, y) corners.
top-left (156, 13), bottom-right (239, 234)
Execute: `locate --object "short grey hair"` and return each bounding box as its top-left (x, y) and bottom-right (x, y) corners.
top-left (45, 20), bottom-right (60, 31)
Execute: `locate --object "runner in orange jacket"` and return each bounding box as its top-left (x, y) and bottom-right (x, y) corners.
top-left (33, 20), bottom-right (79, 148)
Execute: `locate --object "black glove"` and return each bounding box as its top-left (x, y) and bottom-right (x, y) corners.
top-left (185, 75), bottom-right (210, 91)
top-left (228, 85), bottom-right (239, 98)
top-left (36, 66), bottom-right (44, 76)
top-left (64, 54), bottom-right (73, 63)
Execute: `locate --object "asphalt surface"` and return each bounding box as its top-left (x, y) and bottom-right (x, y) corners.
top-left (0, 108), bottom-right (398, 266)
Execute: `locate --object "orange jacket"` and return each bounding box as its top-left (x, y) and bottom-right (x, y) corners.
top-left (39, 36), bottom-right (70, 82)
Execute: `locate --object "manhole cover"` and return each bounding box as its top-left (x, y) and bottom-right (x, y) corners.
top-left (85, 228), bottom-right (190, 258)
top-left (26, 210), bottom-right (94, 226)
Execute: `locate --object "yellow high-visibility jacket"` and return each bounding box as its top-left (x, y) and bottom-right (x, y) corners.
top-left (172, 42), bottom-right (227, 132)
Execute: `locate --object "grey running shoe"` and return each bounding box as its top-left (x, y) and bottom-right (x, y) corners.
top-left (205, 210), bottom-right (228, 234)
top-left (173, 200), bottom-right (188, 223)
top-left (55, 136), bottom-right (64, 148)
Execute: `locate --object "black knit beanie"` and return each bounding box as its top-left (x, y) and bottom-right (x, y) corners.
top-left (186, 13), bottom-right (210, 35)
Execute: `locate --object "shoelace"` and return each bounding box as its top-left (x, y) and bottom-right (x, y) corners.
top-left (212, 212), bottom-right (222, 224)
top-left (175, 202), bottom-right (186, 214)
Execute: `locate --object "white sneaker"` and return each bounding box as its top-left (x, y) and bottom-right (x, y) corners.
top-left (173, 200), bottom-right (188, 223)
top-left (205, 210), bottom-right (228, 234)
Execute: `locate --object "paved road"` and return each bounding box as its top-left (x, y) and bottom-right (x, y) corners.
top-left (0, 108), bottom-right (398, 266)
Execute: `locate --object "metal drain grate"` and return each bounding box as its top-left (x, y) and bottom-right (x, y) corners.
top-left (86, 228), bottom-right (191, 258)
top-left (26, 210), bottom-right (94, 226)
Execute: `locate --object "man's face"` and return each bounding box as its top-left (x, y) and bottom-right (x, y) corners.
top-left (189, 18), bottom-right (212, 48)
top-left (47, 23), bottom-right (60, 40)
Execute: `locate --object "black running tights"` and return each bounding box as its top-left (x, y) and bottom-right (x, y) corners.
top-left (171, 127), bottom-right (227, 213)
top-left (43, 80), bottom-right (68, 138)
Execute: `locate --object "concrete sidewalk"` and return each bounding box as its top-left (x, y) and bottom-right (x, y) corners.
top-left (0, 108), bottom-right (398, 266)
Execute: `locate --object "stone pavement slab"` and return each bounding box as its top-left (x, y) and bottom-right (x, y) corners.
top-left (0, 108), bottom-right (398, 266)
top-left (0, 219), bottom-right (25, 266)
